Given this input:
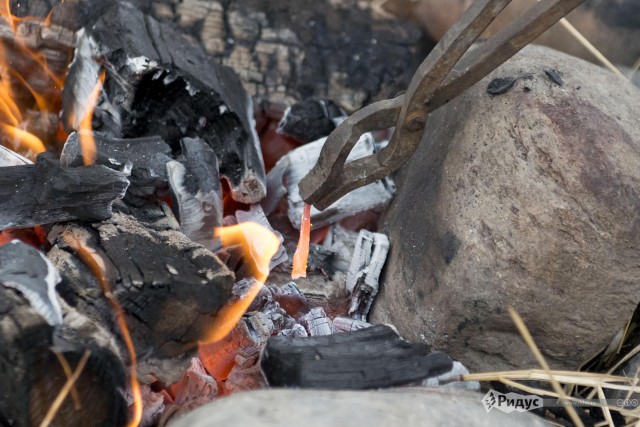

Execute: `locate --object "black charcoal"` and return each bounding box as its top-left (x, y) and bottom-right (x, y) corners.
top-left (0, 153), bottom-right (128, 230)
top-left (261, 324), bottom-right (453, 389)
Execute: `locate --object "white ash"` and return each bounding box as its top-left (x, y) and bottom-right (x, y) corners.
top-left (263, 132), bottom-right (395, 229)
top-left (0, 145), bottom-right (32, 166)
top-left (422, 361), bottom-right (480, 392)
top-left (346, 230), bottom-right (389, 321)
top-left (0, 240), bottom-right (62, 326)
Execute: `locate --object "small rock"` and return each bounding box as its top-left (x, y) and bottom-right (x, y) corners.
top-left (372, 45), bottom-right (640, 372)
top-left (169, 388), bottom-right (548, 427)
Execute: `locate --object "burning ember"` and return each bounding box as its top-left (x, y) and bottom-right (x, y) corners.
top-left (205, 222), bottom-right (281, 343)
top-left (0, 0), bottom-right (69, 160)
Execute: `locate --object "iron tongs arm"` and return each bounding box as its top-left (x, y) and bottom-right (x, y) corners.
top-left (298, 0), bottom-right (584, 210)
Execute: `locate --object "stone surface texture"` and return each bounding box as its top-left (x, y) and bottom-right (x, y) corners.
top-left (371, 45), bottom-right (640, 372)
top-left (169, 388), bottom-right (549, 427)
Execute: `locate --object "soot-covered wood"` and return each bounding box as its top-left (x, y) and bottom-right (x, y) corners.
top-left (61, 132), bottom-right (173, 205)
top-left (167, 137), bottom-right (223, 248)
top-left (47, 202), bottom-right (235, 384)
top-left (261, 324), bottom-right (453, 389)
top-left (137, 0), bottom-right (425, 111)
top-left (0, 153), bottom-right (129, 231)
top-left (0, 242), bottom-right (127, 427)
top-left (62, 1), bottom-right (266, 204)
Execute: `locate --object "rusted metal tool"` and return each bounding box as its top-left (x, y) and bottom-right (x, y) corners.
top-left (298, 0), bottom-right (585, 210)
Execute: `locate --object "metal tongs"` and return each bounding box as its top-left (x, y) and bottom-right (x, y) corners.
top-left (299, 0), bottom-right (584, 210)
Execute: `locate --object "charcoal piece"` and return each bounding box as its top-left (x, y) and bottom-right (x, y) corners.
top-left (199, 315), bottom-right (271, 383)
top-left (167, 138), bottom-right (223, 248)
top-left (0, 240), bottom-right (62, 326)
top-left (277, 99), bottom-right (346, 143)
top-left (62, 1), bottom-right (266, 203)
top-left (346, 231), bottom-right (389, 321)
top-left (61, 131), bottom-right (172, 202)
top-left (544, 68), bottom-right (564, 86)
top-left (279, 324), bottom-right (308, 338)
top-left (225, 350), bottom-right (267, 393)
top-left (263, 133), bottom-right (394, 229)
top-left (235, 204), bottom-right (288, 269)
top-left (260, 325), bottom-right (453, 389)
top-left (0, 282), bottom-right (127, 427)
top-left (269, 282), bottom-right (307, 317)
top-left (0, 144), bottom-right (31, 166)
top-left (322, 224), bottom-right (359, 262)
top-left (47, 202), bottom-right (235, 384)
top-left (268, 244), bottom-right (351, 318)
top-left (0, 153), bottom-right (129, 231)
top-left (487, 77), bottom-right (517, 95)
top-left (301, 307), bottom-right (334, 336)
top-left (332, 316), bottom-right (372, 333)
top-left (0, 14), bottom-right (74, 132)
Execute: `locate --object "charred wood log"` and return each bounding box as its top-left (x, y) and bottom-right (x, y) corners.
top-left (167, 137), bottom-right (223, 248)
top-left (0, 153), bottom-right (129, 231)
top-left (260, 324), bottom-right (453, 389)
top-left (62, 1), bottom-right (266, 203)
top-left (47, 202), bottom-right (235, 384)
top-left (0, 241), bottom-right (127, 427)
top-left (61, 132), bottom-right (172, 205)
top-left (139, 0), bottom-right (425, 111)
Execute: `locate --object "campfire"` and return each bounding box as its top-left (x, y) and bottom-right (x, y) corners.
top-left (2, 0), bottom-right (639, 426)
top-left (0, 1), bottom-right (434, 425)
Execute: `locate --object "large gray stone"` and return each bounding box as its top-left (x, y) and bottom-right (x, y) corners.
top-left (371, 45), bottom-right (640, 372)
top-left (169, 388), bottom-right (549, 427)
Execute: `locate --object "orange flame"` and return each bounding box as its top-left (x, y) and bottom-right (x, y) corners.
top-left (61, 233), bottom-right (142, 427)
top-left (76, 70), bottom-right (105, 165)
top-left (203, 222), bottom-right (280, 343)
top-left (0, 1), bottom-right (68, 160)
top-left (291, 203), bottom-right (311, 279)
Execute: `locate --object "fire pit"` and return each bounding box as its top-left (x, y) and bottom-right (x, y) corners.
top-left (0, 1), bottom-right (445, 425)
top-left (1, 1), bottom-right (639, 426)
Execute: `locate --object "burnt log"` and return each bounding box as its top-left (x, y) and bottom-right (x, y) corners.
top-left (0, 241), bottom-right (127, 427)
top-left (139, 0), bottom-right (425, 111)
top-left (62, 1), bottom-right (266, 203)
top-left (0, 153), bottom-right (129, 231)
top-left (47, 202), bottom-right (235, 384)
top-left (61, 132), bottom-right (173, 205)
top-left (260, 324), bottom-right (453, 389)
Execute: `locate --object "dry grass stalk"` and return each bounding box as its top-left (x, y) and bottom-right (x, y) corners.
top-left (508, 307), bottom-right (584, 426)
top-left (628, 57), bottom-right (640, 80)
top-left (558, 18), bottom-right (626, 80)
top-left (39, 350), bottom-right (91, 427)
top-left (52, 350), bottom-right (81, 410)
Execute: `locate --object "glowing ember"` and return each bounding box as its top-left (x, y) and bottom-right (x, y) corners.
top-left (0, 1), bottom-right (68, 160)
top-left (291, 203), bottom-right (311, 279)
top-left (61, 233), bottom-right (142, 427)
top-left (203, 222), bottom-right (280, 343)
